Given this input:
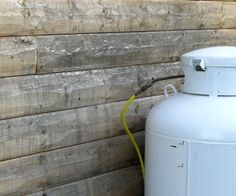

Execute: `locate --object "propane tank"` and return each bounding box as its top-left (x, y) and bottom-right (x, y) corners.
top-left (145, 46), bottom-right (236, 196)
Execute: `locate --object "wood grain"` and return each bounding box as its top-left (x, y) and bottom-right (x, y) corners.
top-left (37, 30), bottom-right (217, 74)
top-left (215, 29), bottom-right (236, 45)
top-left (28, 165), bottom-right (143, 196)
top-left (0, 36), bottom-right (37, 77)
top-left (0, 95), bottom-right (162, 161)
top-left (0, 62), bottom-right (182, 120)
top-left (1, 30), bottom-right (236, 77)
top-left (0, 132), bottom-right (144, 195)
top-left (0, 1), bottom-right (235, 36)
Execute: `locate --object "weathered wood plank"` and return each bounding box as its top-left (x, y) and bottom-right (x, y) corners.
top-left (0, 36), bottom-right (37, 77)
top-left (0, 132), bottom-right (144, 195)
top-left (0, 1), bottom-right (235, 36)
top-left (0, 95), bottom-right (162, 161)
top-left (28, 166), bottom-right (143, 196)
top-left (1, 30), bottom-right (236, 77)
top-left (215, 29), bottom-right (236, 45)
top-left (37, 29), bottom-right (236, 74)
top-left (36, 30), bottom-right (212, 73)
top-left (0, 62), bottom-right (182, 120)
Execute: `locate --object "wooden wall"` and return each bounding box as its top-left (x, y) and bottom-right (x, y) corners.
top-left (0, 0), bottom-right (235, 195)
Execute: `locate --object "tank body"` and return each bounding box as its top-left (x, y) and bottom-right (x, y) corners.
top-left (145, 46), bottom-right (236, 196)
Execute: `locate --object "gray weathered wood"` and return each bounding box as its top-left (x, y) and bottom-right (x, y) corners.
top-left (215, 29), bottom-right (236, 44)
top-left (0, 1), bottom-right (235, 36)
top-left (28, 165), bottom-right (143, 196)
top-left (36, 29), bottom-right (236, 73)
top-left (0, 62), bottom-right (182, 120)
top-left (0, 95), bottom-right (162, 161)
top-left (1, 30), bottom-right (236, 77)
top-left (0, 132), bottom-right (144, 195)
top-left (0, 36), bottom-right (37, 77)
top-left (37, 30), bottom-right (217, 74)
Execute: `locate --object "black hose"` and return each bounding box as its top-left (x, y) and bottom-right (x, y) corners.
top-left (135, 75), bottom-right (185, 96)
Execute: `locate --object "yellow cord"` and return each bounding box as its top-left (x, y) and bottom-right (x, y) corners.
top-left (120, 95), bottom-right (145, 179)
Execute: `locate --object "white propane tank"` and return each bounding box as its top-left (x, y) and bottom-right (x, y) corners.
top-left (145, 46), bottom-right (236, 196)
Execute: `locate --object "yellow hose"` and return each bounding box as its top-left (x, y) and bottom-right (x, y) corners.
top-left (120, 95), bottom-right (145, 179)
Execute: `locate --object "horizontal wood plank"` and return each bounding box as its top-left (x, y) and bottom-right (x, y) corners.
top-left (1, 30), bottom-right (236, 77)
top-left (28, 166), bottom-right (143, 196)
top-left (0, 95), bottom-right (162, 161)
top-left (0, 62), bottom-right (182, 120)
top-left (37, 30), bottom-right (217, 74)
top-left (0, 36), bottom-right (37, 77)
top-left (0, 1), bottom-right (235, 36)
top-left (0, 132), bottom-right (144, 195)
top-left (215, 29), bottom-right (236, 44)
top-left (37, 29), bottom-right (236, 74)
